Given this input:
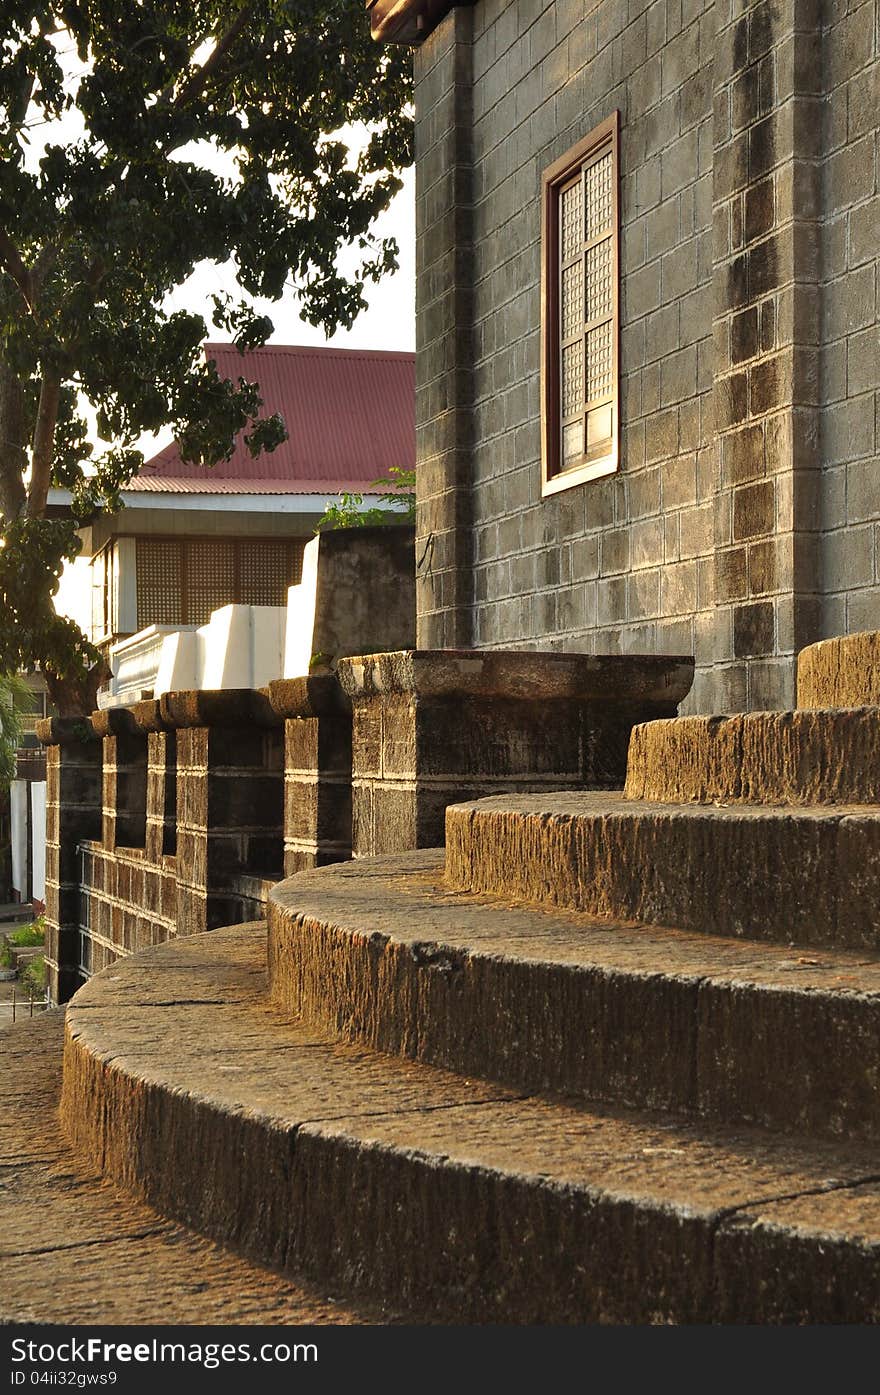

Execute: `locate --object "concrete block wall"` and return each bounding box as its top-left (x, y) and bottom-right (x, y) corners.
top-left (413, 0), bottom-right (879, 712)
top-left (416, 0), bottom-right (718, 706)
top-left (819, 0), bottom-right (879, 635)
top-left (415, 9), bottom-right (476, 647)
top-left (711, 0), bottom-right (824, 709)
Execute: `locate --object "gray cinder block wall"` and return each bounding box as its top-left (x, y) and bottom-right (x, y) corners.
top-left (414, 0), bottom-right (878, 712)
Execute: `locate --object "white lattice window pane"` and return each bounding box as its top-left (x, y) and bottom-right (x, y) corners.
top-left (563, 419), bottom-right (583, 463)
top-left (585, 237), bottom-right (613, 323)
top-left (240, 540), bottom-right (303, 607)
top-left (560, 179), bottom-right (583, 263)
top-left (561, 340), bottom-right (584, 418)
top-left (185, 539), bottom-right (236, 625)
top-left (584, 149), bottom-right (613, 242)
top-left (586, 320), bottom-right (613, 402)
top-left (561, 260), bottom-right (584, 341)
top-left (137, 540), bottom-right (182, 628)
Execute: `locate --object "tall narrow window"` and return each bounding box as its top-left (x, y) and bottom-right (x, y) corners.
top-left (541, 112), bottom-right (620, 494)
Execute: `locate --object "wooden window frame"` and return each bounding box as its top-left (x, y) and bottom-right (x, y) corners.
top-left (541, 111), bottom-right (620, 496)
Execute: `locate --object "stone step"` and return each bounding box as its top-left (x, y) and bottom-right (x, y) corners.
top-left (62, 926), bottom-right (880, 1323)
top-left (798, 631), bottom-right (880, 709)
top-left (624, 708), bottom-right (880, 806)
top-left (444, 792), bottom-right (880, 952)
top-left (0, 1013), bottom-right (389, 1325)
top-left (268, 852), bottom-right (880, 1142)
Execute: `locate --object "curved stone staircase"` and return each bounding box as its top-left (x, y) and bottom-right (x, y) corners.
top-left (5, 633), bottom-right (880, 1323)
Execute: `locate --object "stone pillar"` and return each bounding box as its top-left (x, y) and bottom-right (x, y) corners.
top-left (268, 676), bottom-right (353, 876)
top-left (130, 699), bottom-right (179, 947)
top-left (37, 717), bottom-right (102, 1005)
top-left (91, 707), bottom-right (148, 850)
top-left (712, 0), bottom-right (823, 710)
top-left (338, 650), bottom-right (694, 856)
top-left (414, 4), bottom-right (475, 647)
top-left (160, 690), bottom-right (284, 935)
top-left (124, 700), bottom-right (178, 864)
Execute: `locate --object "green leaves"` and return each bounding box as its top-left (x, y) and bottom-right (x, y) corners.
top-left (0, 671), bottom-right (32, 784)
top-left (316, 466), bottom-right (415, 531)
top-left (0, 1), bottom-right (412, 707)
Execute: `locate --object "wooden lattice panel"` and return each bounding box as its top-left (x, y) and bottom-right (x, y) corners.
top-left (137, 539), bottom-right (183, 628)
top-left (184, 539), bottom-right (236, 626)
top-left (240, 539), bottom-right (305, 607)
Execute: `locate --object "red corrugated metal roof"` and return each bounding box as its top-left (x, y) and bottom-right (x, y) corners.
top-left (124, 477), bottom-right (383, 495)
top-left (129, 344), bottom-right (415, 493)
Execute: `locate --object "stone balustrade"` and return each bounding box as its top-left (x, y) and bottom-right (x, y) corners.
top-left (39, 648), bottom-right (694, 1002)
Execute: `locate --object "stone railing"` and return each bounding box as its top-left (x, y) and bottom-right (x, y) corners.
top-left (39, 649), bottom-right (694, 1005)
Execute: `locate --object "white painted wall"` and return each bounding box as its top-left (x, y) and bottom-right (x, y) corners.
top-left (154, 629), bottom-right (199, 695)
top-left (115, 536), bottom-right (138, 635)
top-left (199, 605), bottom-right (287, 690)
top-left (9, 781), bottom-right (27, 900)
top-left (104, 605), bottom-right (287, 704)
top-left (284, 537), bottom-right (321, 677)
top-left (30, 782), bottom-right (46, 905)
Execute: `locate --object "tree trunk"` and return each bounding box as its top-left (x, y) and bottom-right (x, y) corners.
top-left (43, 658), bottom-right (112, 718)
top-left (0, 361), bottom-right (28, 522)
top-left (28, 367), bottom-right (61, 518)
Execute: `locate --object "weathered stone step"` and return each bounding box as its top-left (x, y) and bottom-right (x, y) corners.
top-left (268, 852), bottom-right (880, 1142)
top-left (624, 709), bottom-right (880, 806)
top-left (0, 1013), bottom-right (386, 1325)
top-left (62, 927), bottom-right (880, 1323)
top-left (798, 631), bottom-right (880, 709)
top-left (445, 792), bottom-right (880, 952)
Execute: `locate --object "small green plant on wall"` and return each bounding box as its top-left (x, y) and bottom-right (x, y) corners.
top-left (316, 468), bottom-right (415, 531)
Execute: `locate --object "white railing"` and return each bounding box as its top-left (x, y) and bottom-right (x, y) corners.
top-left (99, 625), bottom-right (197, 707)
top-left (100, 607), bottom-right (287, 707)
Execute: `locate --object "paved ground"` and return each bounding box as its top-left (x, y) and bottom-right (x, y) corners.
top-left (0, 1013), bottom-right (393, 1325)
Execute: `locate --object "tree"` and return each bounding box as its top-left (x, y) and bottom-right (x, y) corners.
top-left (0, 1), bottom-right (412, 712)
top-left (0, 673), bottom-right (31, 783)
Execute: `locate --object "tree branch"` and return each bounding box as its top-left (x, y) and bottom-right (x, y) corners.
top-left (0, 225), bottom-right (34, 310)
top-left (27, 367), bottom-right (62, 518)
top-left (0, 362), bottom-right (28, 522)
top-left (9, 67), bottom-right (36, 140)
top-left (164, 2), bottom-right (258, 112)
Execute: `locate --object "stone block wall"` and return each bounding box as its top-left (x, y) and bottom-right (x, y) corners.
top-left (413, 0), bottom-right (879, 712)
top-left (78, 841), bottom-right (178, 977)
top-left (819, 0), bottom-right (878, 635)
top-left (416, 0), bottom-right (718, 703)
top-left (339, 649), bottom-right (693, 855)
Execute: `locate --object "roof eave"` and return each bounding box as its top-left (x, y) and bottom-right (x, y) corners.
top-left (366, 0), bottom-right (473, 45)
